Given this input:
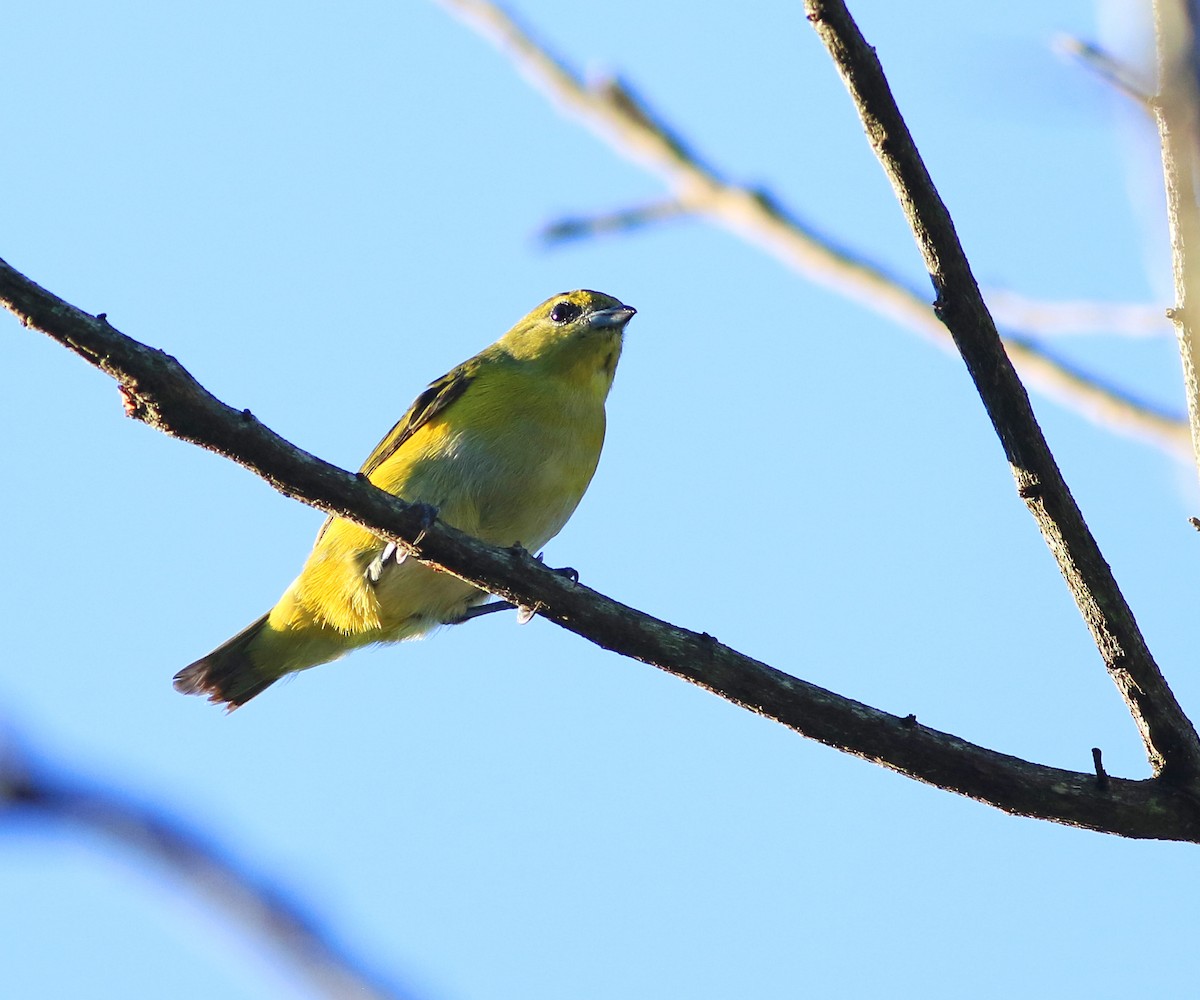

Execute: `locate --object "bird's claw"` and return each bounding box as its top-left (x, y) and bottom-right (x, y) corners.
top-left (442, 547), bottom-right (572, 623)
top-left (444, 599), bottom-right (514, 624)
top-left (365, 505), bottom-right (439, 584)
top-left (443, 598), bottom-right (541, 626)
top-left (411, 502), bottom-right (439, 546)
top-left (365, 539), bottom-right (408, 583)
top-left (532, 551), bottom-right (579, 585)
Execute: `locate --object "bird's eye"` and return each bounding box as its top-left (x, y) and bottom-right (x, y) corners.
top-left (550, 300), bottom-right (582, 324)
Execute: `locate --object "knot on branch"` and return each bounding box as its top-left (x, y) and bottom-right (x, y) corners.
top-left (1017, 481), bottom-right (1044, 502)
top-left (118, 383), bottom-right (153, 422)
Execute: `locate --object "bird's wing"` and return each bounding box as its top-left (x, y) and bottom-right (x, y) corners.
top-left (358, 363), bottom-right (474, 478)
top-left (313, 363), bottom-right (475, 545)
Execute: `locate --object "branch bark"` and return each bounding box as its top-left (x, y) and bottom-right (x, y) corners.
top-left (5, 255), bottom-right (1200, 840)
top-left (803, 0), bottom-right (1200, 784)
top-left (1153, 0), bottom-right (1200, 481)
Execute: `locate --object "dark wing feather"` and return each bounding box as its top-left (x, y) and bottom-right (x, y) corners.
top-left (313, 363), bottom-right (475, 544)
top-left (358, 364), bottom-right (474, 478)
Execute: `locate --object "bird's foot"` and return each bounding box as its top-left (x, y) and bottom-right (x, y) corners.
top-left (529, 549), bottom-right (579, 584)
top-left (365, 540), bottom-right (406, 583)
top-left (365, 504), bottom-right (440, 584)
top-left (410, 502), bottom-right (439, 546)
top-left (444, 550), bottom-right (578, 625)
top-left (445, 600), bottom-right (516, 624)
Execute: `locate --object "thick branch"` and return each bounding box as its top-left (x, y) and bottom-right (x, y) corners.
top-left (803, 0), bottom-right (1200, 782)
top-left (436, 0), bottom-right (1187, 456)
top-left (1153, 0), bottom-right (1200, 482)
top-left (0, 733), bottom-right (414, 1000)
top-left (5, 257), bottom-right (1200, 840)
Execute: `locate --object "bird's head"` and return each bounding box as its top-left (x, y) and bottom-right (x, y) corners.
top-left (499, 290), bottom-right (636, 392)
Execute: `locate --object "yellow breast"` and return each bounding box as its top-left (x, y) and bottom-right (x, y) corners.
top-left (279, 350), bottom-right (614, 640)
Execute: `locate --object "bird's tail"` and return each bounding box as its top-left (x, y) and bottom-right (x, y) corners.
top-left (173, 613), bottom-right (280, 709)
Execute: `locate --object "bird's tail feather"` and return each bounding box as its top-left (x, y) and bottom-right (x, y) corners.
top-left (173, 613), bottom-right (279, 708)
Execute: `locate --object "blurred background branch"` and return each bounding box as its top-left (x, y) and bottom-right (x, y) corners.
top-left (979, 291), bottom-right (1169, 337)
top-left (437, 0), bottom-right (1188, 456)
top-left (0, 729), bottom-right (416, 1000)
top-left (539, 196), bottom-right (694, 243)
top-left (1058, 35), bottom-right (1155, 106)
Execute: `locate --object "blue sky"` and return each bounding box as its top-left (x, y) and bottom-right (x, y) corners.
top-left (4, 1), bottom-right (1200, 998)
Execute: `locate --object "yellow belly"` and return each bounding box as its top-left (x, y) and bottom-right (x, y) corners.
top-left (268, 377), bottom-right (606, 656)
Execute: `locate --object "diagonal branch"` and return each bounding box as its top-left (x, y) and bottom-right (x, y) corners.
top-left (435, 0), bottom-right (1188, 456)
top-left (4, 256), bottom-right (1200, 840)
top-left (803, 0), bottom-right (1200, 783)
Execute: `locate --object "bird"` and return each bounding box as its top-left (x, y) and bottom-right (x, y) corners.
top-left (174, 289), bottom-right (636, 708)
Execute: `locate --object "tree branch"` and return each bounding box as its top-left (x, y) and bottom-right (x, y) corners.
top-left (1153, 0), bottom-right (1200, 482)
top-left (0, 730), bottom-right (417, 1000)
top-left (5, 255), bottom-right (1200, 840)
top-left (803, 0), bottom-right (1200, 783)
top-left (434, 0), bottom-right (1188, 456)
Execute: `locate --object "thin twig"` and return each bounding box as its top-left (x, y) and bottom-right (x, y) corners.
top-left (0, 732), bottom-right (415, 1000)
top-left (435, 0), bottom-right (1188, 456)
top-left (1152, 0), bottom-right (1200, 483)
top-left (1057, 35), bottom-right (1155, 107)
top-left (803, 0), bottom-right (1200, 783)
top-left (4, 256), bottom-right (1200, 840)
top-left (540, 197), bottom-right (692, 243)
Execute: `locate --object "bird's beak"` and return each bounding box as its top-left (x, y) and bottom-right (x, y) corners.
top-left (587, 304), bottom-right (637, 330)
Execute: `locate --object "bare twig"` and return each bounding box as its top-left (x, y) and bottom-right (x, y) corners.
top-left (0, 732), bottom-right (415, 1000)
top-left (5, 257), bottom-right (1200, 840)
top-left (803, 0), bottom-right (1200, 783)
top-left (435, 0), bottom-right (1188, 455)
top-left (540, 197), bottom-right (692, 243)
top-left (1057, 35), bottom-right (1154, 107)
top-left (1092, 747), bottom-right (1110, 790)
top-left (1153, 0), bottom-right (1200, 483)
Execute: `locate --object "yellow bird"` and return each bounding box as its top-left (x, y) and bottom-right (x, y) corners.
top-left (175, 289), bottom-right (635, 707)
